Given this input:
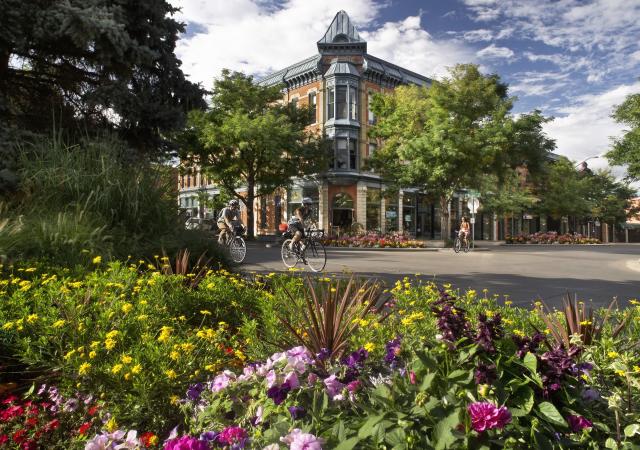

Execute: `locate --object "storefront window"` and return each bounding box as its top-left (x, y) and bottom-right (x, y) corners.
top-left (402, 193), bottom-right (416, 235)
top-left (332, 192), bottom-right (354, 231)
top-left (287, 188), bottom-right (319, 223)
top-left (385, 192), bottom-right (398, 232)
top-left (366, 188), bottom-right (381, 232)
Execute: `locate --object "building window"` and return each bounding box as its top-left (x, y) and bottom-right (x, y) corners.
top-left (336, 86), bottom-right (348, 119)
top-left (368, 142), bottom-right (377, 157)
top-left (366, 188), bottom-right (381, 232)
top-left (368, 92), bottom-right (376, 124)
top-left (308, 92), bottom-right (317, 124)
top-left (327, 87), bottom-right (334, 120)
top-left (260, 196), bottom-right (268, 229)
top-left (350, 86), bottom-right (357, 120)
top-left (290, 97), bottom-right (298, 110)
top-left (333, 138), bottom-right (357, 170)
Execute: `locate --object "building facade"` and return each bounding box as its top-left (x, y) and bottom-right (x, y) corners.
top-left (178, 11), bottom-right (501, 240)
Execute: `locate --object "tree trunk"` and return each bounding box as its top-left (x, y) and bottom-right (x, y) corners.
top-left (245, 180), bottom-right (255, 239)
top-left (440, 196), bottom-right (450, 242)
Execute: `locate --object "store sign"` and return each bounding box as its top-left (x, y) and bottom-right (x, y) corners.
top-left (467, 197), bottom-right (480, 214)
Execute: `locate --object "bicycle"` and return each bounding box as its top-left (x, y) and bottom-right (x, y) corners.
top-left (219, 224), bottom-right (247, 263)
top-left (453, 230), bottom-right (471, 253)
top-left (281, 228), bottom-right (327, 272)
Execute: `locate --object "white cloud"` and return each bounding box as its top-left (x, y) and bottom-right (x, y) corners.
top-left (544, 81), bottom-right (640, 175)
top-left (476, 44), bottom-right (515, 60)
top-left (462, 29), bottom-right (493, 42)
top-left (171, 0), bottom-right (477, 86)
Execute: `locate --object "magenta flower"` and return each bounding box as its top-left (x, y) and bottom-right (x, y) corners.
top-left (567, 415), bottom-right (592, 432)
top-left (162, 436), bottom-right (210, 450)
top-left (468, 402), bottom-right (512, 432)
top-left (281, 429), bottom-right (323, 450)
top-left (323, 375), bottom-right (345, 400)
top-left (218, 426), bottom-right (248, 447)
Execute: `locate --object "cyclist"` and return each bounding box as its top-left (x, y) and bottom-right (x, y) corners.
top-left (288, 197), bottom-right (314, 251)
top-left (458, 216), bottom-right (471, 244)
top-left (217, 199), bottom-right (241, 245)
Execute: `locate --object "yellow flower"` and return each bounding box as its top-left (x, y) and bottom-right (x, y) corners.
top-left (513, 329), bottom-right (525, 337)
top-left (24, 267), bottom-right (37, 273)
top-left (124, 373), bottom-right (131, 381)
top-left (180, 343), bottom-right (195, 353)
top-left (137, 314), bottom-right (148, 321)
top-left (90, 341), bottom-right (101, 349)
top-left (121, 355), bottom-right (133, 364)
top-left (205, 364), bottom-right (217, 372)
top-left (131, 364), bottom-right (142, 375)
top-left (170, 395), bottom-right (180, 405)
top-left (633, 365), bottom-right (640, 373)
top-left (111, 364), bottom-right (123, 374)
top-left (200, 310), bottom-right (211, 315)
top-left (106, 330), bottom-right (119, 339)
top-left (89, 351), bottom-right (97, 359)
top-left (105, 338), bottom-right (116, 350)
top-left (2, 322), bottom-right (14, 330)
top-left (92, 256), bottom-right (102, 264)
top-left (78, 362), bottom-right (91, 375)
top-left (615, 369), bottom-right (626, 377)
top-left (579, 320), bottom-right (592, 326)
top-left (121, 303), bottom-right (133, 314)
top-left (158, 326), bottom-right (172, 343)
top-left (608, 351), bottom-right (620, 359)
top-left (235, 350), bottom-right (246, 361)
top-left (165, 369), bottom-right (177, 379)
top-left (105, 417), bottom-right (118, 432)
top-left (26, 314), bottom-right (38, 324)
top-left (64, 349), bottom-right (76, 360)
top-left (364, 342), bottom-right (375, 352)
top-left (170, 351), bottom-right (180, 361)
top-left (504, 300), bottom-right (513, 306)
top-left (52, 319), bottom-right (66, 328)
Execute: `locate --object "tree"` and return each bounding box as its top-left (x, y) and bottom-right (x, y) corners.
top-left (536, 158), bottom-right (591, 222)
top-left (606, 90), bottom-right (640, 180)
top-left (368, 64), bottom-right (553, 240)
top-left (0, 0), bottom-right (206, 156)
top-left (179, 70), bottom-right (328, 239)
top-left (480, 171), bottom-right (539, 235)
top-left (584, 170), bottom-right (637, 226)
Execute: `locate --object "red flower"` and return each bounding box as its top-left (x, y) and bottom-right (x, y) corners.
top-left (25, 417), bottom-right (38, 427)
top-left (140, 431), bottom-right (159, 447)
top-left (44, 418), bottom-right (60, 431)
top-left (2, 395), bottom-right (18, 405)
top-left (87, 405), bottom-right (99, 416)
top-left (12, 429), bottom-right (27, 444)
top-left (0, 434), bottom-right (8, 444)
top-left (225, 347), bottom-right (234, 355)
top-left (21, 439), bottom-right (37, 450)
top-left (78, 422), bottom-right (92, 435)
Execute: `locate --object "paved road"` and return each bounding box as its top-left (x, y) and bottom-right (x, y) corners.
top-left (242, 243), bottom-right (640, 308)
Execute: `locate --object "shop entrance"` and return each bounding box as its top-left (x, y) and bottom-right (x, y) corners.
top-left (331, 192), bottom-right (354, 232)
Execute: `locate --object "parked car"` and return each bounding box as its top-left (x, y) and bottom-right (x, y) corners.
top-left (184, 217), bottom-right (217, 232)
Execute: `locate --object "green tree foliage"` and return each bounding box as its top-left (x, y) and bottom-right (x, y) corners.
top-left (606, 91), bottom-right (640, 180)
top-left (179, 70), bottom-right (328, 238)
top-left (480, 171), bottom-right (539, 219)
top-left (368, 64), bottom-right (554, 240)
top-left (536, 158), bottom-right (592, 220)
top-left (0, 0), bottom-right (205, 156)
top-left (584, 170), bottom-right (638, 225)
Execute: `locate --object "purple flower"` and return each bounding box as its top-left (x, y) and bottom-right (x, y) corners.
top-left (571, 362), bottom-right (593, 378)
top-left (475, 313), bottom-right (504, 354)
top-left (431, 292), bottom-right (471, 344)
top-left (199, 431), bottom-right (219, 442)
top-left (384, 337), bottom-right (402, 365)
top-left (346, 380), bottom-right (361, 393)
top-left (284, 371), bottom-right (300, 390)
top-left (468, 402), bottom-right (512, 432)
top-left (218, 426), bottom-right (248, 448)
top-left (186, 383), bottom-right (205, 401)
top-left (316, 348), bottom-right (331, 361)
top-left (288, 406), bottom-right (306, 420)
top-left (323, 375), bottom-right (345, 399)
top-left (512, 332), bottom-right (545, 358)
top-left (281, 429), bottom-right (323, 450)
top-left (210, 371), bottom-right (235, 393)
top-left (581, 387), bottom-right (600, 402)
top-left (474, 362), bottom-right (497, 385)
top-left (342, 348), bottom-right (368, 369)
top-left (163, 436), bottom-right (210, 450)
top-left (267, 382), bottom-right (291, 405)
top-left (539, 345), bottom-right (581, 396)
top-left (567, 415), bottom-right (592, 432)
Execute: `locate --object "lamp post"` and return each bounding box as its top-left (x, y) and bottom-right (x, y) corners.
top-left (575, 155), bottom-right (599, 170)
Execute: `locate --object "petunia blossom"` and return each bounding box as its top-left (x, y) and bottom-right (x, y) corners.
top-left (468, 402), bottom-right (512, 432)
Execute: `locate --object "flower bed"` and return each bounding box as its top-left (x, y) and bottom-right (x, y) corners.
top-left (1, 263), bottom-right (639, 449)
top-left (506, 231), bottom-right (601, 244)
top-left (322, 233), bottom-right (427, 248)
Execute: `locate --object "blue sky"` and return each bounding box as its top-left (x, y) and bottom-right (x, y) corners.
top-left (172, 0), bottom-right (640, 178)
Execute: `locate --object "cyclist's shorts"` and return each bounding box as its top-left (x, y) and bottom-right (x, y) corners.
top-left (287, 221), bottom-right (304, 235)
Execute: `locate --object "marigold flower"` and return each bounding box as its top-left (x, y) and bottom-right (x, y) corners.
top-left (78, 362), bottom-right (91, 375)
top-left (121, 303), bottom-right (133, 314)
top-left (92, 256), bottom-right (102, 264)
top-left (89, 351), bottom-right (97, 359)
top-left (165, 369), bottom-right (177, 379)
top-left (105, 338), bottom-right (116, 350)
top-left (364, 342), bottom-right (375, 352)
top-left (131, 364), bottom-right (142, 375)
top-left (52, 319), bottom-right (66, 328)
top-left (121, 355), bottom-right (133, 364)
top-left (608, 351), bottom-right (619, 359)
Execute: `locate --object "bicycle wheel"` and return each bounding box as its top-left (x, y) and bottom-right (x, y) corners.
top-left (229, 236), bottom-right (246, 263)
top-left (463, 239), bottom-right (471, 253)
top-left (281, 239), bottom-right (298, 268)
top-left (305, 240), bottom-right (326, 272)
top-left (453, 237), bottom-right (461, 253)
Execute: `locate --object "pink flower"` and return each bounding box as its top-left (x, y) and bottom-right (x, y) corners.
top-left (281, 429), bottom-right (323, 450)
top-left (323, 375), bottom-right (345, 400)
top-left (210, 371), bottom-right (235, 392)
top-left (467, 402), bottom-right (512, 432)
top-left (567, 415), bottom-right (592, 432)
top-left (409, 371), bottom-right (417, 385)
top-left (284, 372), bottom-right (300, 390)
top-left (307, 373), bottom-right (318, 385)
top-left (218, 426), bottom-right (248, 446)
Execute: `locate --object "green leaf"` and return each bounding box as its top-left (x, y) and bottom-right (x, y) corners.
top-left (605, 437), bottom-right (618, 449)
top-left (624, 423), bottom-right (640, 437)
top-left (334, 437), bottom-right (360, 450)
top-left (434, 409), bottom-right (461, 450)
top-left (420, 372), bottom-right (436, 391)
top-left (447, 369), bottom-right (472, 383)
top-left (510, 386), bottom-right (534, 417)
top-left (523, 352), bottom-right (537, 374)
top-left (385, 428), bottom-right (407, 447)
top-left (358, 414), bottom-right (386, 439)
top-left (537, 402), bottom-right (568, 428)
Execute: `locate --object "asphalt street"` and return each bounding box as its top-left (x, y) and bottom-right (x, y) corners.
top-left (242, 243), bottom-right (640, 308)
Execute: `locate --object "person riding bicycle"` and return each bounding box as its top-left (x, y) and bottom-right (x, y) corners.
top-left (459, 217), bottom-right (471, 243)
top-left (217, 199), bottom-right (240, 245)
top-left (288, 197), bottom-right (313, 251)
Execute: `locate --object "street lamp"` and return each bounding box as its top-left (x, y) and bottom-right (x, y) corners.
top-left (575, 155), bottom-right (599, 170)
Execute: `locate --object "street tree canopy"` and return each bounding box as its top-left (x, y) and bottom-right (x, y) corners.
top-left (179, 70), bottom-right (328, 238)
top-left (606, 90), bottom-right (640, 180)
top-left (0, 0), bottom-right (206, 156)
top-left (368, 64), bottom-right (554, 240)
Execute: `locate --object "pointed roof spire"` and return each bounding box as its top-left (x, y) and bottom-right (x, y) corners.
top-left (318, 11), bottom-right (366, 54)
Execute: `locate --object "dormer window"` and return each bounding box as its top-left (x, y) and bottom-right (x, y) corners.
top-left (333, 34), bottom-right (349, 43)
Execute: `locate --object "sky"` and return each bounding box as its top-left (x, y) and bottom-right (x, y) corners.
top-left (170, 0), bottom-right (640, 181)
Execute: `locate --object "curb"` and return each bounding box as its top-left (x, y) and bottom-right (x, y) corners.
top-left (502, 243), bottom-right (612, 247)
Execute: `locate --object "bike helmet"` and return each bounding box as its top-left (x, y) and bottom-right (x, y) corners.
top-left (302, 197), bottom-right (313, 205)
top-left (228, 199), bottom-right (240, 208)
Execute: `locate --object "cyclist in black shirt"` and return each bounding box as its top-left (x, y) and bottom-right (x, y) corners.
top-left (287, 197), bottom-right (313, 251)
